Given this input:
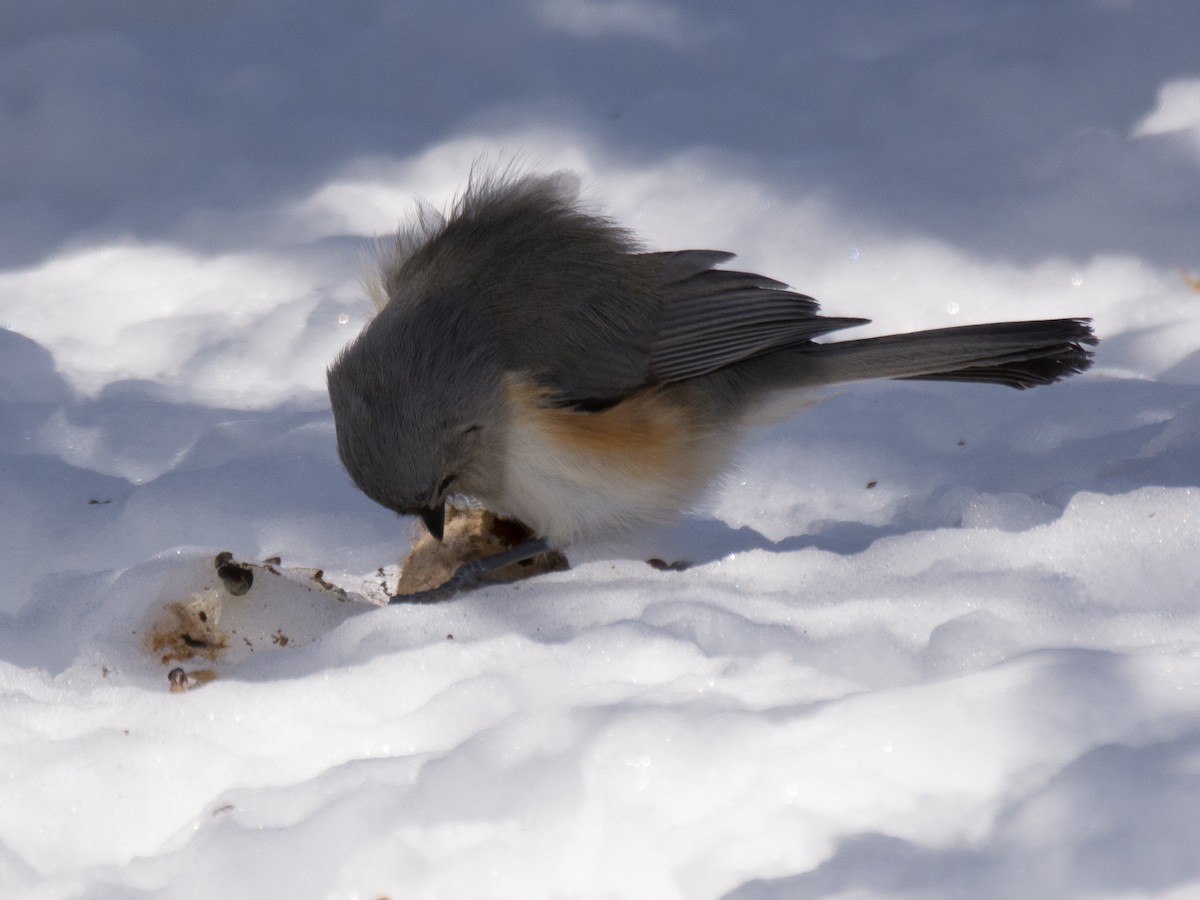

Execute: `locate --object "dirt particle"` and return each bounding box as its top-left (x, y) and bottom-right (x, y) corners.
top-left (646, 558), bottom-right (692, 572)
top-left (145, 594), bottom-right (227, 664)
top-left (1180, 268), bottom-right (1200, 294)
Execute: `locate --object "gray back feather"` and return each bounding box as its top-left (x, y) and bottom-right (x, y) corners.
top-left (374, 172), bottom-right (867, 409)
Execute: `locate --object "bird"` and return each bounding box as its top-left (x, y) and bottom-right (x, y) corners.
top-left (327, 169), bottom-right (1096, 597)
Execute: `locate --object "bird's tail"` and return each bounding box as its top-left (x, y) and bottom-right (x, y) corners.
top-left (801, 318), bottom-right (1097, 390)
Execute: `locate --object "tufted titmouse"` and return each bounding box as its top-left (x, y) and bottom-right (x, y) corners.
top-left (328, 170), bottom-right (1096, 598)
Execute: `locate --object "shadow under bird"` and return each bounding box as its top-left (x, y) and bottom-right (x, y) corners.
top-left (327, 171), bottom-right (1097, 601)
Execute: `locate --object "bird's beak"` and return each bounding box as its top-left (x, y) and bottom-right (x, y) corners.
top-left (420, 502), bottom-right (446, 542)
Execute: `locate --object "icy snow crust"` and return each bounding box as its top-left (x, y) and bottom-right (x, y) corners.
top-left (3, 3), bottom-right (1200, 898)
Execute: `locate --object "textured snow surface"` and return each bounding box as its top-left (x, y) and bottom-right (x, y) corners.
top-left (3, 3), bottom-right (1200, 899)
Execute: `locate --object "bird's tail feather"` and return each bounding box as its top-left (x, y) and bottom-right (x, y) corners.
top-left (802, 318), bottom-right (1097, 390)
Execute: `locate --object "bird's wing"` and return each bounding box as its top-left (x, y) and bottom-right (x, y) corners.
top-left (643, 250), bottom-right (868, 384)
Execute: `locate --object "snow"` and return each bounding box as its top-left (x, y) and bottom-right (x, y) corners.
top-left (2, 2), bottom-right (1200, 898)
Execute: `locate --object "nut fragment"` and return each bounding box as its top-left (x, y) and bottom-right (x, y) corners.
top-left (394, 505), bottom-right (568, 594)
top-left (215, 551), bottom-right (254, 596)
top-left (167, 667), bottom-right (218, 693)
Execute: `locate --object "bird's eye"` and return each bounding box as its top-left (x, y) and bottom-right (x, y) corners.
top-left (437, 474), bottom-right (456, 496)
top-left (461, 424), bottom-right (481, 437)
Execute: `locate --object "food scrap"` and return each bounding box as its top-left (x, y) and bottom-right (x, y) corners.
top-left (393, 505), bottom-right (568, 595)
